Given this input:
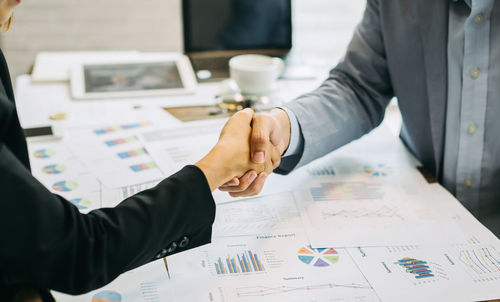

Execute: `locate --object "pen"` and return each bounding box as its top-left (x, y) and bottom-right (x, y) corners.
top-left (163, 257), bottom-right (171, 279)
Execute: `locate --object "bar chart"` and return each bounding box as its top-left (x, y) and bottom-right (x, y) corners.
top-left (309, 182), bottom-right (385, 201)
top-left (395, 258), bottom-right (434, 279)
top-left (214, 250), bottom-right (265, 275)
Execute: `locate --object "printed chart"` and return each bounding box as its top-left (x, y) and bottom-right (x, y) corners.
top-left (28, 141), bottom-right (102, 213)
top-left (296, 181), bottom-right (465, 247)
top-left (94, 122), bottom-right (150, 135)
top-left (309, 182), bottom-right (385, 201)
top-left (394, 258), bottom-right (446, 281)
top-left (117, 148), bottom-right (148, 159)
top-left (167, 232), bottom-right (378, 302)
top-left (321, 206), bottom-right (404, 220)
top-left (236, 283), bottom-right (372, 298)
top-left (214, 250), bottom-right (265, 275)
top-left (363, 164), bottom-right (393, 177)
top-left (52, 180), bottom-right (79, 192)
top-left (349, 244), bottom-right (500, 302)
top-left (92, 290), bottom-right (122, 302)
top-left (70, 198), bottom-right (93, 210)
top-left (297, 246), bottom-right (339, 267)
top-left (42, 164), bottom-right (67, 174)
top-left (33, 148), bottom-right (56, 159)
top-left (458, 246), bottom-right (500, 282)
top-left (53, 259), bottom-right (172, 302)
top-left (66, 122), bottom-right (164, 188)
top-left (105, 136), bottom-right (138, 147)
top-left (212, 193), bottom-right (302, 237)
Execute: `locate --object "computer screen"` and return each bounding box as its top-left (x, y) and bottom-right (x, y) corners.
top-left (183, 0), bottom-right (292, 52)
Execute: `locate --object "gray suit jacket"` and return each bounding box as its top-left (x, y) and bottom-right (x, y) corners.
top-left (284, 0), bottom-right (448, 179)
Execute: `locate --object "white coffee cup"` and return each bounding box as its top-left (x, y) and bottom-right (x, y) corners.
top-left (229, 54), bottom-right (284, 95)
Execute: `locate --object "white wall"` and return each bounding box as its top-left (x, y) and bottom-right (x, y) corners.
top-left (2, 0), bottom-right (183, 79)
top-left (1, 0), bottom-right (365, 80)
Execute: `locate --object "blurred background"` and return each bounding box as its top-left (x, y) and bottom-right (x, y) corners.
top-left (1, 0), bottom-right (365, 81)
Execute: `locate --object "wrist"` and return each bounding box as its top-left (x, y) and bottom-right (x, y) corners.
top-left (195, 146), bottom-right (236, 191)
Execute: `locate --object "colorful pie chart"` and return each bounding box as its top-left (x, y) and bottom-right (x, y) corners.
top-left (363, 164), bottom-right (393, 176)
top-left (33, 148), bottom-right (56, 159)
top-left (52, 180), bottom-right (78, 192)
top-left (42, 164), bottom-right (67, 175)
top-left (92, 290), bottom-right (122, 302)
top-left (297, 246), bottom-right (339, 267)
top-left (70, 198), bottom-right (92, 210)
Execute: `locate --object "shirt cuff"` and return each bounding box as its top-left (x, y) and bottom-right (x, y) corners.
top-left (279, 106), bottom-right (303, 157)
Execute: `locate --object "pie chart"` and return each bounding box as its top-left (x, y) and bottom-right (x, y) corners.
top-left (363, 164), bottom-right (393, 176)
top-left (52, 180), bottom-right (78, 192)
top-left (92, 290), bottom-right (122, 302)
top-left (33, 148), bottom-right (56, 159)
top-left (42, 164), bottom-right (67, 175)
top-left (297, 246), bottom-right (339, 267)
top-left (70, 198), bottom-right (92, 210)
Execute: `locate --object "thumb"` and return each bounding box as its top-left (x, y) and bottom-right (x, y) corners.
top-left (250, 114), bottom-right (276, 164)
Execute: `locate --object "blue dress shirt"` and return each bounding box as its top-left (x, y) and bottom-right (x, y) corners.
top-left (281, 0), bottom-right (500, 230)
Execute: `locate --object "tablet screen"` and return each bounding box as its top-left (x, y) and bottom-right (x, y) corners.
top-left (84, 62), bottom-right (184, 93)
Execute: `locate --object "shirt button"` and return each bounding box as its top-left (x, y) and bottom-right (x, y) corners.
top-left (470, 68), bottom-right (480, 79)
top-left (468, 123), bottom-right (477, 134)
top-left (167, 242), bottom-right (178, 253)
top-left (155, 249), bottom-right (168, 259)
top-left (464, 177), bottom-right (473, 188)
top-left (179, 236), bottom-right (190, 248)
top-left (474, 13), bottom-right (484, 23)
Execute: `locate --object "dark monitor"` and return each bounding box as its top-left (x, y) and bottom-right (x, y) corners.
top-left (183, 0), bottom-right (292, 53)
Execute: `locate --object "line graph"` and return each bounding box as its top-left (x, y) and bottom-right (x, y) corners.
top-left (236, 283), bottom-right (372, 297)
top-left (321, 206), bottom-right (404, 220)
top-left (459, 246), bottom-right (500, 281)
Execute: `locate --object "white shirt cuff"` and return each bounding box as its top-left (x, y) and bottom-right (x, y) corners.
top-left (279, 106), bottom-right (303, 157)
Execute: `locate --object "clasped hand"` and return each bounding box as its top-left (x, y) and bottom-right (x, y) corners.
top-left (196, 108), bottom-right (290, 196)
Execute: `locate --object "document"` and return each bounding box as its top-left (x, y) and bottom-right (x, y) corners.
top-left (51, 259), bottom-right (174, 302)
top-left (213, 192), bottom-right (304, 237)
top-left (348, 242), bottom-right (500, 302)
top-left (101, 180), bottom-right (160, 208)
top-left (140, 119), bottom-right (343, 204)
top-left (28, 140), bottom-right (102, 213)
top-left (65, 121), bottom-right (165, 188)
top-left (167, 231), bottom-right (379, 302)
top-left (295, 178), bottom-right (467, 247)
top-left (139, 119), bottom-right (226, 176)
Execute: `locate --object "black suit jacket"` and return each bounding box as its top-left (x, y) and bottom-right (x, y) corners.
top-left (0, 51), bottom-right (216, 301)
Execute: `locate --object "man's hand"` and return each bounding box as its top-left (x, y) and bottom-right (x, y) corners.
top-left (195, 108), bottom-right (281, 191)
top-left (219, 108), bottom-right (291, 197)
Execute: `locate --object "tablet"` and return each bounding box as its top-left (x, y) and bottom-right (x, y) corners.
top-left (70, 54), bottom-right (197, 99)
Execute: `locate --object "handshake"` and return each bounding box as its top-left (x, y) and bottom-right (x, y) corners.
top-left (195, 108), bottom-right (291, 196)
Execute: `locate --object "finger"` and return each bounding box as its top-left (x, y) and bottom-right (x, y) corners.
top-left (229, 172), bottom-right (268, 197)
top-left (218, 170), bottom-right (257, 192)
top-left (223, 108), bottom-right (254, 131)
top-left (250, 115), bottom-right (276, 164)
top-left (220, 177), bottom-right (240, 187)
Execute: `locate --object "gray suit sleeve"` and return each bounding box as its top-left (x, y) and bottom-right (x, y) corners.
top-left (280, 0), bottom-right (394, 173)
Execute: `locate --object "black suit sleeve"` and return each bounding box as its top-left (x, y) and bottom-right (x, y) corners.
top-left (0, 141), bottom-right (215, 295)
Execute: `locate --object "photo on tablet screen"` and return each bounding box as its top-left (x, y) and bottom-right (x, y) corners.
top-left (84, 62), bottom-right (184, 93)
